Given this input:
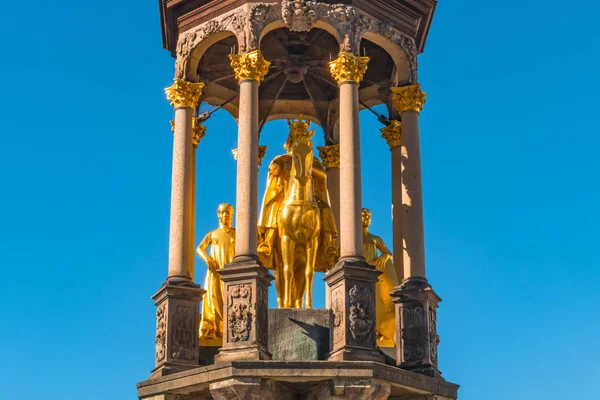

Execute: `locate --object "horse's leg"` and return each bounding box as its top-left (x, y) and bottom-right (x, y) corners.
top-left (294, 254), bottom-right (306, 308)
top-left (305, 236), bottom-right (319, 309)
top-left (280, 235), bottom-right (295, 308)
top-left (274, 244), bottom-right (284, 309)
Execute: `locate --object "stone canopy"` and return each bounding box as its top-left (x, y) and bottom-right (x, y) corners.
top-left (160, 0), bottom-right (437, 143)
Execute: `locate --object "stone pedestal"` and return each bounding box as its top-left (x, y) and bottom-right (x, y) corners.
top-left (390, 278), bottom-right (442, 378)
top-left (268, 308), bottom-right (330, 361)
top-left (325, 258), bottom-right (384, 362)
top-left (151, 281), bottom-right (205, 378)
top-left (214, 256), bottom-right (274, 362)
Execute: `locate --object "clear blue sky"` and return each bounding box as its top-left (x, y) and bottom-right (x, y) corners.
top-left (1, 1), bottom-right (598, 399)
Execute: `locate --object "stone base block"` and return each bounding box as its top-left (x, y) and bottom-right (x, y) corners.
top-left (137, 361), bottom-right (459, 400)
top-left (268, 308), bottom-right (330, 361)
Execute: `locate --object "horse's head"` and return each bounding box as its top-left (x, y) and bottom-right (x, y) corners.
top-left (287, 114), bottom-right (315, 187)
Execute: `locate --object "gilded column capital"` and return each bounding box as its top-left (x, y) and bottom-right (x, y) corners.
top-left (317, 144), bottom-right (340, 169)
top-left (229, 50), bottom-right (271, 82)
top-left (380, 120), bottom-right (402, 149)
top-left (391, 84), bottom-right (427, 113)
top-left (232, 145), bottom-right (268, 166)
top-left (192, 117), bottom-right (207, 146)
top-left (165, 79), bottom-right (204, 108)
top-left (170, 118), bottom-right (206, 146)
top-left (328, 52), bottom-right (369, 85)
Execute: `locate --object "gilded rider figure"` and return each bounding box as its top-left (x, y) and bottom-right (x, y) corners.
top-left (196, 204), bottom-right (236, 344)
top-left (362, 208), bottom-right (398, 347)
top-left (258, 116), bottom-right (339, 307)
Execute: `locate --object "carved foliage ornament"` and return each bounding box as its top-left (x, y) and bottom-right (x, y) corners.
top-left (392, 84), bottom-right (427, 113)
top-left (230, 49), bottom-right (271, 82)
top-left (401, 303), bottom-right (425, 362)
top-left (380, 120), bottom-right (402, 149)
top-left (317, 144), bottom-right (340, 169)
top-left (348, 285), bottom-right (374, 344)
top-left (155, 304), bottom-right (167, 363)
top-left (329, 52), bottom-right (369, 85)
top-left (171, 305), bottom-right (195, 360)
top-left (332, 289), bottom-right (344, 346)
top-left (165, 79), bottom-right (204, 108)
top-left (429, 306), bottom-right (440, 367)
top-left (227, 284), bottom-right (252, 342)
top-left (282, 0), bottom-right (316, 32)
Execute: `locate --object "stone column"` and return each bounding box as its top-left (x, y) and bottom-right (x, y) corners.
top-left (389, 84), bottom-right (442, 378)
top-left (317, 144), bottom-right (341, 232)
top-left (191, 118), bottom-right (206, 280)
top-left (164, 79), bottom-right (204, 283)
top-left (215, 50), bottom-right (274, 363)
top-left (391, 84), bottom-right (428, 285)
top-left (150, 79), bottom-right (206, 378)
top-left (325, 52), bottom-right (382, 362)
top-left (380, 120), bottom-right (404, 282)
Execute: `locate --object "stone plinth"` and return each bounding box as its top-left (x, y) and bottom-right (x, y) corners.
top-left (151, 281), bottom-right (205, 378)
top-left (137, 360), bottom-right (459, 400)
top-left (391, 278), bottom-right (442, 378)
top-left (268, 309), bottom-right (330, 361)
top-left (325, 257), bottom-right (384, 362)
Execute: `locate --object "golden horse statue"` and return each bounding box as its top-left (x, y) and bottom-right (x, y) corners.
top-left (278, 120), bottom-right (320, 308)
top-left (258, 115), bottom-right (338, 308)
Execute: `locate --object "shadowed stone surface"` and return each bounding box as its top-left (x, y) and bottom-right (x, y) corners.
top-left (268, 309), bottom-right (331, 361)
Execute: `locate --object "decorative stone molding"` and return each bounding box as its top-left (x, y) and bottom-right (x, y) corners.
top-left (165, 79), bottom-right (204, 108)
top-left (392, 84), bottom-right (427, 113)
top-left (174, 4), bottom-right (281, 79)
top-left (282, 0), bottom-right (317, 32)
top-left (380, 120), bottom-right (402, 148)
top-left (230, 49), bottom-right (271, 82)
top-left (329, 52), bottom-right (369, 85)
top-left (174, 3), bottom-right (418, 82)
top-left (317, 144), bottom-right (340, 169)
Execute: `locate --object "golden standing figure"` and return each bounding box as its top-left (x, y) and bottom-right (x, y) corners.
top-left (196, 204), bottom-right (236, 345)
top-left (258, 115), bottom-right (339, 308)
top-left (362, 208), bottom-right (398, 347)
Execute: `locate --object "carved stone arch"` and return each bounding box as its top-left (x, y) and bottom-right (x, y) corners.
top-left (360, 30), bottom-right (416, 85)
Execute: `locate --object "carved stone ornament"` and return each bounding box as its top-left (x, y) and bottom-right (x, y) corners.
top-left (171, 305), bottom-right (195, 360)
top-left (317, 144), bottom-right (340, 169)
top-left (155, 304), bottom-right (167, 363)
top-left (402, 304), bottom-right (426, 362)
top-left (380, 120), bottom-right (402, 149)
top-left (230, 49), bottom-right (271, 82)
top-left (329, 52), bottom-right (369, 85)
top-left (282, 0), bottom-right (317, 32)
top-left (332, 289), bottom-right (344, 346)
top-left (348, 285), bottom-right (374, 344)
top-left (165, 79), bottom-right (204, 108)
top-left (392, 84), bottom-right (427, 113)
top-left (429, 306), bottom-right (440, 367)
top-left (227, 284), bottom-right (253, 342)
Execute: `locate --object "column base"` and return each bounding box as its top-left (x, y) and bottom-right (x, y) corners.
top-left (215, 256), bottom-right (274, 363)
top-left (150, 280), bottom-right (205, 379)
top-left (390, 277), bottom-right (442, 378)
top-left (325, 257), bottom-right (384, 363)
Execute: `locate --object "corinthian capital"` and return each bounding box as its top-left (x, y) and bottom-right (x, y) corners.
top-left (317, 144), bottom-right (340, 169)
top-left (165, 79), bottom-right (204, 108)
top-left (380, 120), bottom-right (402, 149)
top-left (229, 50), bottom-right (271, 82)
top-left (192, 117), bottom-right (207, 146)
top-left (391, 84), bottom-right (427, 113)
top-left (328, 52), bottom-right (369, 85)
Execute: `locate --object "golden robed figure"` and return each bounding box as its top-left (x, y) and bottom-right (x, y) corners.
top-left (258, 115), bottom-right (339, 308)
top-left (196, 204), bottom-right (236, 345)
top-left (362, 208), bottom-right (399, 347)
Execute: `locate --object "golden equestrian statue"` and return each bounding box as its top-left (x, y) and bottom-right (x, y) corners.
top-left (258, 115), bottom-right (339, 308)
top-left (362, 208), bottom-right (399, 347)
top-left (196, 204), bottom-right (236, 345)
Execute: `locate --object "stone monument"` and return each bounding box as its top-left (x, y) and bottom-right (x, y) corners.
top-left (137, 0), bottom-right (459, 398)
